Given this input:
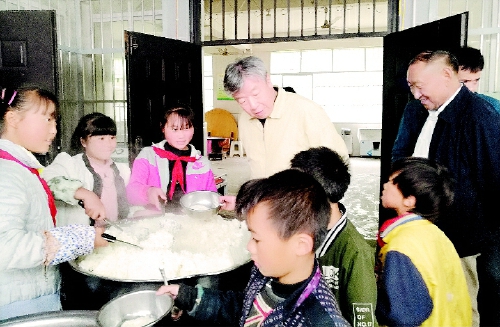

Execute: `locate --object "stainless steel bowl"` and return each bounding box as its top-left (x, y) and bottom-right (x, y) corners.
top-left (97, 289), bottom-right (173, 327)
top-left (180, 191), bottom-right (221, 219)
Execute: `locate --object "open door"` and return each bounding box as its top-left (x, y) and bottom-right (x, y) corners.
top-left (125, 31), bottom-right (203, 165)
top-left (380, 13), bottom-right (468, 224)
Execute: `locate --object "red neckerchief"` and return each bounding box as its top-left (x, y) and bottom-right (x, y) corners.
top-left (376, 212), bottom-right (413, 248)
top-left (153, 147), bottom-right (196, 200)
top-left (0, 149), bottom-right (57, 226)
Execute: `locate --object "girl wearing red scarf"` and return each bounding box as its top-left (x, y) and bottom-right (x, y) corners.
top-left (126, 106), bottom-right (217, 214)
top-left (0, 87), bottom-right (107, 320)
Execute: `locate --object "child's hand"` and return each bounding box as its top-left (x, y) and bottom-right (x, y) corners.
top-left (156, 284), bottom-right (180, 299)
top-left (93, 227), bottom-right (109, 248)
top-left (75, 188), bottom-right (106, 220)
top-left (219, 195), bottom-right (236, 211)
top-left (147, 187), bottom-right (167, 210)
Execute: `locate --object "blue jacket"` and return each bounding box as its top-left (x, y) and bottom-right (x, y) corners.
top-left (191, 262), bottom-right (350, 327)
top-left (392, 86), bottom-right (500, 257)
top-left (477, 93), bottom-right (500, 113)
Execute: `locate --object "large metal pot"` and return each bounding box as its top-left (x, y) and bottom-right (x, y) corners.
top-left (0, 311), bottom-right (98, 327)
top-left (71, 210), bottom-right (250, 282)
top-left (59, 209), bottom-right (251, 313)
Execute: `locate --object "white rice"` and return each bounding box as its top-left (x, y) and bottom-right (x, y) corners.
top-left (120, 315), bottom-right (156, 327)
top-left (189, 204), bottom-right (210, 211)
top-left (76, 213), bottom-right (251, 281)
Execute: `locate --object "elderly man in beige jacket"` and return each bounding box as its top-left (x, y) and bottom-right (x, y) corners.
top-left (219, 56), bottom-right (348, 209)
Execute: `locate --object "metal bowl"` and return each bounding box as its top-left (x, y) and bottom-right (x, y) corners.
top-left (180, 191), bottom-right (221, 219)
top-left (97, 289), bottom-right (173, 327)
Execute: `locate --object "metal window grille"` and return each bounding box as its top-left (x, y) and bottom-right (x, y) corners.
top-left (202, 0), bottom-right (390, 45)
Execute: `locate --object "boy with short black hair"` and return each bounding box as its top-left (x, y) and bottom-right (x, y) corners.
top-left (157, 169), bottom-right (350, 327)
top-left (377, 157), bottom-right (471, 326)
top-left (291, 146), bottom-right (377, 327)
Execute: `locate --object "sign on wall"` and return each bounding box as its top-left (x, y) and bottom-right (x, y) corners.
top-left (216, 73), bottom-right (233, 100)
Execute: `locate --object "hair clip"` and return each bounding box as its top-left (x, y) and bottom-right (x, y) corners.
top-left (1, 88), bottom-right (5, 101)
top-left (7, 90), bottom-right (17, 106)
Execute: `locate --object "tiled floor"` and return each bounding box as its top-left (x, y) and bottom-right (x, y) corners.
top-left (211, 156), bottom-right (380, 240)
top-left (342, 157), bottom-right (380, 240)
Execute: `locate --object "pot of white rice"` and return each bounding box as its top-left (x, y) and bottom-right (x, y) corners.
top-left (72, 211), bottom-right (251, 282)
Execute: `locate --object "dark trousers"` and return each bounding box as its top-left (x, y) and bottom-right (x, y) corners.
top-left (477, 242), bottom-right (500, 327)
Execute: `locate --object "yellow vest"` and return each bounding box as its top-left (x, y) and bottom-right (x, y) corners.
top-left (379, 219), bottom-right (471, 326)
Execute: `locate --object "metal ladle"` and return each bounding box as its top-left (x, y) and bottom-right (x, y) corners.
top-left (79, 200), bottom-right (123, 231)
top-left (103, 218), bottom-right (123, 231)
top-left (102, 233), bottom-right (143, 249)
top-left (159, 268), bottom-right (183, 320)
top-left (159, 267), bottom-right (169, 286)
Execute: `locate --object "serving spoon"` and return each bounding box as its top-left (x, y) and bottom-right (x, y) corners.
top-left (159, 267), bottom-right (169, 285)
top-left (101, 233), bottom-right (143, 249)
top-left (159, 268), bottom-right (183, 321)
top-left (79, 200), bottom-right (123, 231)
top-left (103, 218), bottom-right (124, 231)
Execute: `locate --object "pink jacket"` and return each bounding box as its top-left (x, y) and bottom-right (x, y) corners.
top-left (126, 140), bottom-right (217, 205)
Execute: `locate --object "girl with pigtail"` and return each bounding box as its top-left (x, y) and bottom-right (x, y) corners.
top-left (0, 86), bottom-right (108, 320)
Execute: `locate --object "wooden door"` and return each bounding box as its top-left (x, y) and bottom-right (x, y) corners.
top-left (0, 10), bottom-right (59, 164)
top-left (125, 31), bottom-right (203, 165)
top-left (0, 11), bottom-right (58, 92)
top-left (380, 13), bottom-right (468, 223)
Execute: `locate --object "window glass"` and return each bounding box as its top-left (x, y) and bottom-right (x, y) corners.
top-left (270, 51), bottom-right (301, 73)
top-left (301, 49), bottom-right (332, 72)
top-left (204, 76), bottom-right (214, 111)
top-left (270, 74), bottom-right (283, 87)
top-left (204, 55), bottom-right (213, 76)
top-left (312, 71), bottom-right (382, 123)
top-left (324, 104), bottom-right (382, 123)
top-left (332, 48), bottom-right (365, 71)
top-left (282, 75), bottom-right (313, 99)
top-left (269, 47), bottom-right (383, 123)
top-left (366, 47), bottom-right (383, 71)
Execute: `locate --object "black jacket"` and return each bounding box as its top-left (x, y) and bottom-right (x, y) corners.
top-left (392, 86), bottom-right (500, 257)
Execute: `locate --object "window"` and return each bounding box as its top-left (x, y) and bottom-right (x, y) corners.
top-left (366, 47), bottom-right (383, 71)
top-left (270, 52), bottom-right (301, 73)
top-left (270, 47), bottom-right (383, 123)
top-left (332, 48), bottom-right (365, 71)
top-left (301, 49), bottom-right (333, 72)
top-left (203, 55), bottom-right (214, 112)
top-left (283, 75), bottom-right (313, 99)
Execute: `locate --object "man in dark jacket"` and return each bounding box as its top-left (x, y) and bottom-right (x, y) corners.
top-left (392, 50), bottom-right (500, 327)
